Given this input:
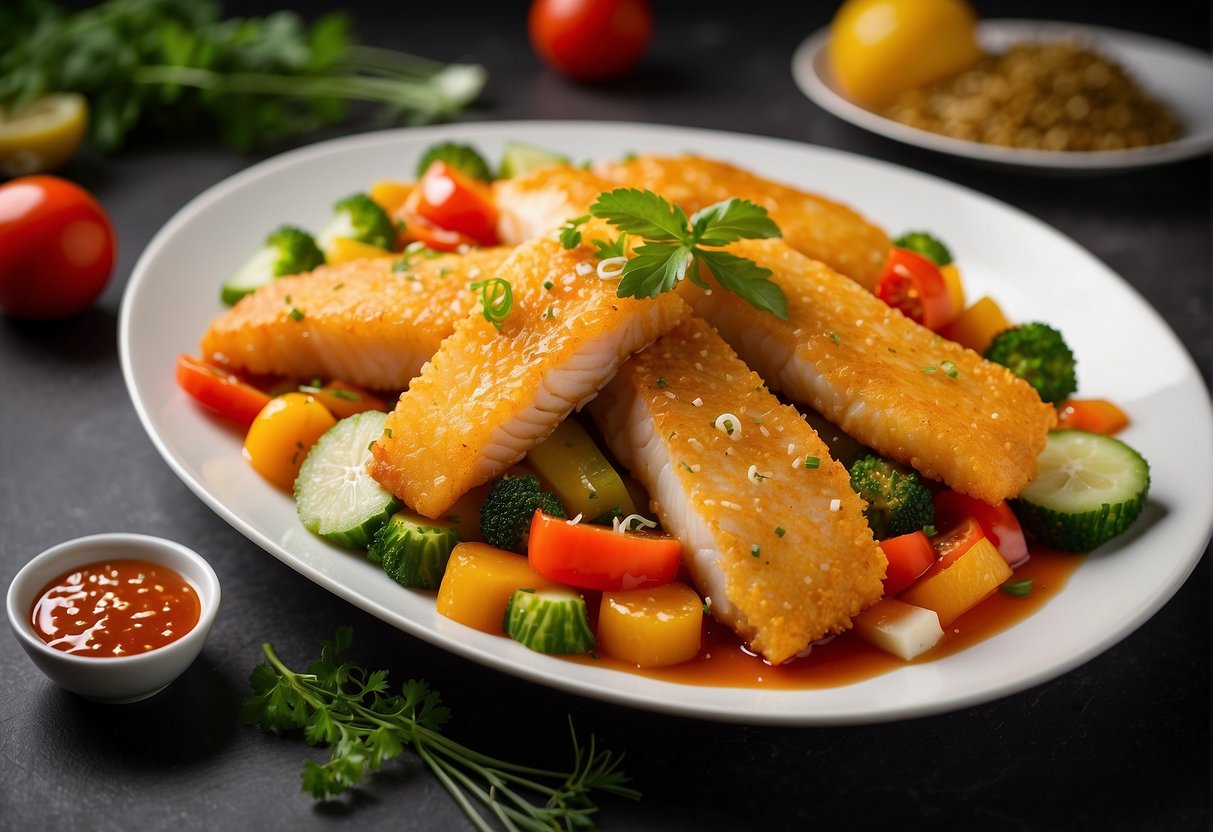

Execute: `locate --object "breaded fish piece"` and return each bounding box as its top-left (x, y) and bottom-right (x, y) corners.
top-left (493, 165), bottom-right (615, 244)
top-left (685, 239), bottom-right (1056, 504)
top-left (200, 248), bottom-right (512, 390)
top-left (368, 236), bottom-right (689, 518)
top-left (589, 318), bottom-right (885, 665)
top-left (594, 154), bottom-right (891, 290)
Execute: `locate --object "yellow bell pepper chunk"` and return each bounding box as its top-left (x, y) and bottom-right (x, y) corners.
top-left (436, 543), bottom-right (558, 634)
top-left (598, 582), bottom-right (703, 667)
top-left (243, 393), bottom-right (337, 491)
top-left (899, 537), bottom-right (1012, 626)
top-left (369, 180), bottom-right (414, 217)
top-left (942, 295), bottom-right (1011, 355)
top-left (325, 237), bottom-right (396, 265)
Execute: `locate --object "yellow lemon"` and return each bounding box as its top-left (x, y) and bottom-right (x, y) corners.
top-left (0, 93), bottom-right (88, 178)
top-left (828, 0), bottom-right (983, 110)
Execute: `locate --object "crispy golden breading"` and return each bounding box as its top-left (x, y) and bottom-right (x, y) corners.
top-left (685, 239), bottom-right (1056, 503)
top-left (201, 248), bottom-right (512, 390)
top-left (368, 236), bottom-right (688, 518)
top-left (589, 318), bottom-right (886, 664)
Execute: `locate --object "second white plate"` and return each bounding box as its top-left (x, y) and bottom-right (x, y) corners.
top-left (793, 20), bottom-right (1213, 171)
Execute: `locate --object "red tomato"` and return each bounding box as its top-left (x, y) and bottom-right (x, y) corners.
top-left (933, 490), bottom-right (1029, 566)
top-left (176, 354), bottom-right (273, 427)
top-left (527, 510), bottom-right (682, 591)
top-left (1056, 398), bottom-right (1129, 435)
top-left (529, 0), bottom-right (653, 82)
top-left (0, 175), bottom-right (116, 319)
top-left (879, 531), bottom-right (936, 596)
top-left (929, 517), bottom-right (985, 568)
top-left (876, 247), bottom-right (954, 331)
top-left (404, 161), bottom-right (499, 247)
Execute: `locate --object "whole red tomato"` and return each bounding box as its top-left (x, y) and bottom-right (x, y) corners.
top-left (529, 0), bottom-right (653, 82)
top-left (0, 175), bottom-right (116, 319)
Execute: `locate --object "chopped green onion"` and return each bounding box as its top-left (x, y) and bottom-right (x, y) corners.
top-left (469, 277), bottom-right (513, 330)
top-left (804, 456), bottom-right (820, 469)
top-left (1001, 578), bottom-right (1034, 598)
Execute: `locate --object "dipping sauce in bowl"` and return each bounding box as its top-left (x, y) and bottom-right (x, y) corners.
top-left (30, 559), bottom-right (202, 657)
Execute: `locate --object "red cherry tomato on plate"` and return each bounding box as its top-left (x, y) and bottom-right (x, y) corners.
top-left (876, 247), bottom-right (953, 331)
top-left (933, 490), bottom-right (1029, 566)
top-left (402, 161), bottom-right (499, 247)
top-left (529, 0), bottom-right (653, 82)
top-left (176, 354), bottom-right (273, 428)
top-left (0, 175), bottom-right (116, 319)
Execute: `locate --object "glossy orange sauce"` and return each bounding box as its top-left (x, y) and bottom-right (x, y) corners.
top-left (30, 559), bottom-right (201, 657)
top-left (570, 546), bottom-right (1083, 688)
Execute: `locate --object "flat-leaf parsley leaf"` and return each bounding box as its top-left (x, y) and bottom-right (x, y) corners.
top-left (589, 189), bottom-right (788, 319)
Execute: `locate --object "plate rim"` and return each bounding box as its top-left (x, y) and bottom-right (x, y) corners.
top-left (792, 19), bottom-right (1213, 171)
top-left (118, 120), bottom-right (1213, 725)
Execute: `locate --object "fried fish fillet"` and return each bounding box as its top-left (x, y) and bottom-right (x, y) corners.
top-left (684, 239), bottom-right (1056, 503)
top-left (594, 154), bottom-right (891, 290)
top-left (368, 236), bottom-right (689, 518)
top-left (492, 154), bottom-right (890, 290)
top-left (589, 318), bottom-right (885, 664)
top-left (493, 165), bottom-right (614, 244)
top-left (200, 248), bottom-right (513, 390)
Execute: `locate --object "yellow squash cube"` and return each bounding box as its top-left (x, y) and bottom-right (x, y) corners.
top-left (598, 582), bottom-right (703, 667)
top-left (436, 543), bottom-right (557, 634)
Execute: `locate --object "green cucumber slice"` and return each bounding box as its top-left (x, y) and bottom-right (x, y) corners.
top-left (221, 246), bottom-right (279, 305)
top-left (295, 411), bottom-right (400, 548)
top-left (497, 141), bottom-right (570, 179)
top-left (504, 588), bottom-right (596, 654)
top-left (368, 511), bottom-right (459, 589)
top-left (1012, 429), bottom-right (1150, 551)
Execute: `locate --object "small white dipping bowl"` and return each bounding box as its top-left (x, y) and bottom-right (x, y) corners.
top-left (6, 533), bottom-right (221, 703)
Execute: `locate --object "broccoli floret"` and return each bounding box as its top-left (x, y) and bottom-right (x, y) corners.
top-left (480, 474), bottom-right (567, 553)
top-left (265, 225), bottom-right (325, 275)
top-left (416, 141), bottom-right (493, 181)
top-left (892, 231), bottom-right (953, 266)
top-left (318, 193), bottom-right (395, 251)
top-left (849, 454), bottom-right (935, 539)
top-left (984, 322), bottom-right (1077, 405)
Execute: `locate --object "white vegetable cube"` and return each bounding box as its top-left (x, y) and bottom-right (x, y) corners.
top-left (852, 599), bottom-right (943, 661)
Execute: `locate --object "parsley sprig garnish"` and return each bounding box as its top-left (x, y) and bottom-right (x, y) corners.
top-left (243, 628), bottom-right (638, 828)
top-left (589, 189), bottom-right (788, 319)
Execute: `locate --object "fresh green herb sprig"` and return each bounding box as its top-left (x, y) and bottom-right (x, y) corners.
top-left (558, 215), bottom-right (589, 249)
top-left (0, 0), bottom-right (486, 152)
top-left (589, 189), bottom-right (788, 319)
top-left (243, 628), bottom-right (638, 829)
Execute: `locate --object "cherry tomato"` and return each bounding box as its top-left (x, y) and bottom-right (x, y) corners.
top-left (929, 516), bottom-right (985, 568)
top-left (402, 161), bottom-right (499, 248)
top-left (879, 530), bottom-right (936, 596)
top-left (176, 354), bottom-right (273, 427)
top-left (0, 175), bottom-right (116, 319)
top-left (876, 247), bottom-right (954, 331)
top-left (527, 510), bottom-right (682, 591)
top-left (933, 490), bottom-right (1029, 566)
top-left (529, 0), bottom-right (653, 82)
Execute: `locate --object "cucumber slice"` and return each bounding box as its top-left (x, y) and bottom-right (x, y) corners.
top-left (1012, 429), bottom-right (1150, 551)
top-left (295, 411), bottom-right (400, 548)
top-left (498, 141), bottom-right (570, 179)
top-left (504, 588), bottom-right (596, 654)
top-left (368, 511), bottom-right (459, 589)
top-left (221, 246), bottom-right (279, 305)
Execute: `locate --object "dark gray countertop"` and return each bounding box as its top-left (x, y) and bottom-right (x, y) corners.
top-left (2, 2), bottom-right (1210, 829)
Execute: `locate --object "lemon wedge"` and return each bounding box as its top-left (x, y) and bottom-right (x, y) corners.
top-left (0, 93), bottom-right (88, 178)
